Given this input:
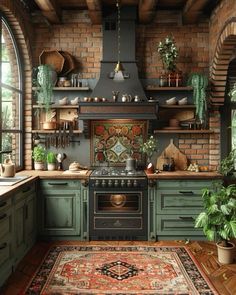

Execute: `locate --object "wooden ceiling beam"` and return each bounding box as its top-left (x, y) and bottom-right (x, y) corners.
top-left (34, 0), bottom-right (62, 23)
top-left (183, 0), bottom-right (211, 24)
top-left (86, 0), bottom-right (102, 24)
top-left (138, 0), bottom-right (158, 24)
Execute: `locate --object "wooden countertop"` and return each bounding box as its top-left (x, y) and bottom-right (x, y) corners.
top-left (146, 170), bottom-right (222, 179)
top-left (0, 170), bottom-right (91, 199)
top-left (0, 170), bottom-right (222, 199)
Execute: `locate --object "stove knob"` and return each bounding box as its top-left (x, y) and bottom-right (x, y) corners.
top-left (95, 180), bottom-right (100, 187)
top-left (101, 180), bottom-right (107, 187)
top-left (121, 179), bottom-right (126, 187)
top-left (114, 180), bottom-right (119, 187)
top-left (127, 179), bottom-right (132, 187)
top-left (108, 180), bottom-right (113, 187)
top-left (133, 179), bottom-right (138, 187)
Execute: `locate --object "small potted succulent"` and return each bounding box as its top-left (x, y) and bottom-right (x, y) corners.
top-left (195, 183), bottom-right (236, 264)
top-left (32, 145), bottom-right (46, 170)
top-left (46, 151), bottom-right (57, 171)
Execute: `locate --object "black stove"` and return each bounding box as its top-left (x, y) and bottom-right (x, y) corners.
top-left (89, 167), bottom-right (148, 241)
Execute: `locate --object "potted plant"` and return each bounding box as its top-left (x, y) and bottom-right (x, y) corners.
top-left (32, 145), bottom-right (46, 170)
top-left (195, 183), bottom-right (236, 264)
top-left (46, 151), bottom-right (57, 171)
top-left (219, 149), bottom-right (236, 177)
top-left (35, 64), bottom-right (57, 130)
top-left (187, 73), bottom-right (208, 126)
top-left (140, 135), bottom-right (158, 173)
top-left (157, 35), bottom-right (180, 86)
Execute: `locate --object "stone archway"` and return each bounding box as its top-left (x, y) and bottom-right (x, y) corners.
top-left (211, 17), bottom-right (236, 104)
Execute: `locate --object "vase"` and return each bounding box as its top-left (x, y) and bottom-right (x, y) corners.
top-left (145, 156), bottom-right (154, 174)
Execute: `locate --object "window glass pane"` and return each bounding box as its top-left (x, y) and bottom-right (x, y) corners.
top-left (1, 21), bottom-right (20, 89)
top-left (0, 132), bottom-right (21, 167)
top-left (1, 88), bottom-right (20, 129)
top-left (231, 110), bottom-right (236, 150)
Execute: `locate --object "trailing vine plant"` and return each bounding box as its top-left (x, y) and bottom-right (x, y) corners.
top-left (187, 73), bottom-right (208, 124)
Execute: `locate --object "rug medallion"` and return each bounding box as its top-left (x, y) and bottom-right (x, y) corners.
top-left (25, 245), bottom-right (217, 294)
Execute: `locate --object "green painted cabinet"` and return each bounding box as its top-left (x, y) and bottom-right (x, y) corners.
top-left (0, 197), bottom-right (14, 287)
top-left (149, 179), bottom-right (219, 241)
top-left (0, 181), bottom-right (37, 287)
top-left (38, 179), bottom-right (88, 240)
top-left (14, 183), bottom-right (37, 266)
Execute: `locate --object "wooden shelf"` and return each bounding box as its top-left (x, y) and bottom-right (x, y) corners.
top-left (33, 104), bottom-right (78, 109)
top-left (32, 87), bottom-right (90, 91)
top-left (32, 130), bottom-right (83, 134)
top-left (154, 129), bottom-right (214, 134)
top-left (159, 104), bottom-right (195, 109)
top-left (146, 86), bottom-right (193, 91)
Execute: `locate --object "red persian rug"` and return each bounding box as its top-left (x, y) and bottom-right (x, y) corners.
top-left (24, 245), bottom-right (218, 295)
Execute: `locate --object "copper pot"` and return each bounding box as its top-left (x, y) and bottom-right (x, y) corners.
top-left (42, 122), bottom-right (57, 130)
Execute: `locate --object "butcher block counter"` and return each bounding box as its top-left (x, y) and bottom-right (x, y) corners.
top-left (147, 170), bottom-right (222, 179)
top-left (0, 170), bottom-right (91, 198)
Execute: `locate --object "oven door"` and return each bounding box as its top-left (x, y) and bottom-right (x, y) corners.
top-left (89, 189), bottom-right (148, 240)
top-left (94, 191), bottom-right (142, 214)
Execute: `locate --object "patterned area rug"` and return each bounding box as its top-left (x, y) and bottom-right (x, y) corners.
top-left (25, 245), bottom-right (217, 294)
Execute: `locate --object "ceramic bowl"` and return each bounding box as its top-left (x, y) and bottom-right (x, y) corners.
top-left (178, 97), bottom-right (188, 105)
top-left (70, 97), bottom-right (79, 105)
top-left (166, 97), bottom-right (177, 105)
top-left (59, 96), bottom-right (68, 105)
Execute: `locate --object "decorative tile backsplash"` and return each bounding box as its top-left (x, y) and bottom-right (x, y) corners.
top-left (91, 120), bottom-right (147, 166)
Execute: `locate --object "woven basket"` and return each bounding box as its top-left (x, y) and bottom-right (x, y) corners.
top-left (59, 51), bottom-right (76, 75)
top-left (39, 50), bottom-right (65, 73)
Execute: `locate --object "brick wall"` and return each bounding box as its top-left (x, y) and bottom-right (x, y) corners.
top-left (3, 1), bottom-right (231, 171)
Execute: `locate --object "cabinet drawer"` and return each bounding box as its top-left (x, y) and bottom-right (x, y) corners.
top-left (0, 208), bottom-right (12, 239)
top-left (156, 180), bottom-right (216, 190)
top-left (40, 180), bottom-right (80, 190)
top-left (0, 198), bottom-right (12, 212)
top-left (156, 190), bottom-right (203, 214)
top-left (14, 183), bottom-right (36, 203)
top-left (156, 215), bottom-right (203, 236)
top-left (0, 236), bottom-right (11, 266)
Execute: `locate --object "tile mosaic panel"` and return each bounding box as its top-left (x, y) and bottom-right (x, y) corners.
top-left (91, 120), bottom-right (147, 166)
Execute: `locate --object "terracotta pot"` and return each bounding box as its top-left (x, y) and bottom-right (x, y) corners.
top-left (42, 121), bottom-right (57, 130)
top-left (216, 241), bottom-right (235, 264)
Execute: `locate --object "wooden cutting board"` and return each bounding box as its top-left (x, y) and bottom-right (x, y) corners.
top-left (156, 139), bottom-right (188, 171)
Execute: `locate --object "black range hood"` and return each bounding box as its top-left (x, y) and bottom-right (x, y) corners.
top-left (81, 6), bottom-right (157, 120)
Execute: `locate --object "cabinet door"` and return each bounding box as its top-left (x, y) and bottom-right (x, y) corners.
top-left (81, 184), bottom-right (89, 240)
top-left (25, 193), bottom-right (36, 248)
top-left (14, 197), bottom-right (26, 259)
top-left (39, 180), bottom-right (81, 237)
top-left (0, 235), bottom-right (13, 287)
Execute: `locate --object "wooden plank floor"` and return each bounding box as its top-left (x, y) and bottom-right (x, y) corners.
top-left (1, 240), bottom-right (236, 295)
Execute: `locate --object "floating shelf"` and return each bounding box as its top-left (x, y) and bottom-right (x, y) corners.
top-left (146, 86), bottom-right (193, 91)
top-left (32, 87), bottom-right (90, 91)
top-left (32, 130), bottom-right (83, 134)
top-left (154, 129), bottom-right (214, 134)
top-left (33, 104), bottom-right (78, 109)
top-left (159, 104), bottom-right (195, 109)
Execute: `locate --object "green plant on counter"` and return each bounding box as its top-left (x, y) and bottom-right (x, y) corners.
top-left (32, 145), bottom-right (46, 163)
top-left (195, 183), bottom-right (236, 247)
top-left (187, 73), bottom-right (208, 123)
top-left (46, 151), bottom-right (57, 164)
top-left (140, 135), bottom-right (158, 159)
top-left (219, 149), bottom-right (236, 176)
top-left (157, 35), bottom-right (179, 72)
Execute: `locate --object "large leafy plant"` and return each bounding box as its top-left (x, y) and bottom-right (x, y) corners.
top-left (157, 36), bottom-right (178, 72)
top-left (219, 149), bottom-right (236, 176)
top-left (195, 183), bottom-right (236, 247)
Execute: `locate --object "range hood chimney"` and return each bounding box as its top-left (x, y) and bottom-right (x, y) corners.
top-left (79, 6), bottom-right (158, 120)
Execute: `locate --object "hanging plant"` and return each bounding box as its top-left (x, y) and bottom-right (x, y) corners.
top-left (157, 36), bottom-right (179, 72)
top-left (35, 64), bottom-right (54, 113)
top-left (187, 73), bottom-right (208, 123)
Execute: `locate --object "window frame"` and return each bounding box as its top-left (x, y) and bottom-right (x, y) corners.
top-left (0, 13), bottom-right (24, 170)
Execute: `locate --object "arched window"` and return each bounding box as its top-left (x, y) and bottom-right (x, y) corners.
top-left (0, 14), bottom-right (23, 169)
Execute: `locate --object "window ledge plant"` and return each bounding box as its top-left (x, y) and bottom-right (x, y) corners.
top-left (195, 183), bottom-right (236, 264)
top-left (32, 145), bottom-right (46, 170)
